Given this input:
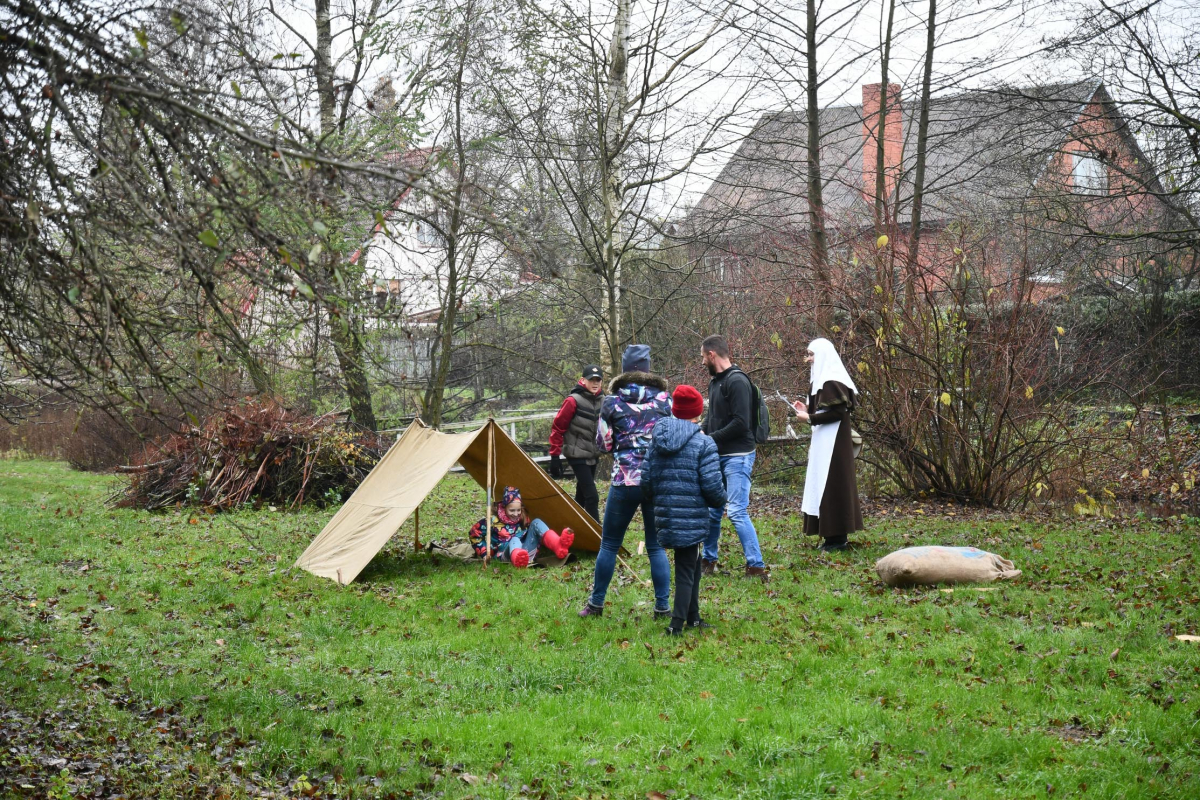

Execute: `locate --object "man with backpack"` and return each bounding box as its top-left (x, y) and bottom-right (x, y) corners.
top-left (700, 334), bottom-right (769, 582)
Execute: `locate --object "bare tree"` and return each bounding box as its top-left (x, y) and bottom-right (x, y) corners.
top-left (804, 0), bottom-right (833, 290)
top-left (0, 0), bottom-right (282, 417)
top-left (0, 0), bottom-right (434, 427)
top-left (384, 0), bottom-right (526, 425)
top-left (1045, 0), bottom-right (1199, 251)
top-left (906, 0), bottom-right (937, 271)
top-left (1034, 0), bottom-right (1200, 449)
top-left (686, 0), bottom-right (878, 331)
top-left (249, 0), bottom-right (411, 430)
top-left (498, 0), bottom-right (760, 374)
top-left (873, 0), bottom-right (897, 229)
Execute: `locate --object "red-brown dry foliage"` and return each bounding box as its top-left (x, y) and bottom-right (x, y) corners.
top-left (0, 394), bottom-right (179, 471)
top-left (714, 223), bottom-right (1131, 507)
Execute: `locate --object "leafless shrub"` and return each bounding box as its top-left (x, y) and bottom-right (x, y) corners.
top-left (835, 223), bottom-right (1130, 507)
top-left (0, 395), bottom-right (179, 470)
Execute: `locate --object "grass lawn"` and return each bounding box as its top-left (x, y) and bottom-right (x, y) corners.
top-left (2, 459), bottom-right (1199, 799)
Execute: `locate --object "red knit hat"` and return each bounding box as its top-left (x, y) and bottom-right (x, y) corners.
top-left (672, 385), bottom-right (704, 420)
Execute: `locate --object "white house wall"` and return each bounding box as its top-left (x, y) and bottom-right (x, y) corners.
top-left (361, 194), bottom-right (515, 321)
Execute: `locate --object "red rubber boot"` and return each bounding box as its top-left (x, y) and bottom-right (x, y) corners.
top-left (510, 549), bottom-right (530, 568)
top-left (540, 528), bottom-right (574, 560)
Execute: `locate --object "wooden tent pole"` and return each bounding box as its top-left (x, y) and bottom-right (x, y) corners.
top-left (414, 506), bottom-right (421, 551)
top-left (484, 421), bottom-right (494, 567)
top-left (616, 554), bottom-right (647, 586)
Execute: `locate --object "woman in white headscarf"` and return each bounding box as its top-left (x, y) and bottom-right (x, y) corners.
top-left (791, 338), bottom-right (863, 551)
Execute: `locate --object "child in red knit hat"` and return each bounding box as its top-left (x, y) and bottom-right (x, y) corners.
top-left (468, 486), bottom-right (574, 567)
top-left (670, 384), bottom-right (705, 420)
top-left (641, 386), bottom-right (726, 634)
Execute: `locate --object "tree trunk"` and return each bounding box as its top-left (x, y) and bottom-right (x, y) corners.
top-left (907, 0), bottom-right (936, 273)
top-left (805, 0), bottom-right (831, 325)
top-left (1148, 279), bottom-right (1177, 471)
top-left (421, 216), bottom-right (461, 428)
top-left (601, 258), bottom-right (621, 374)
top-left (315, 0), bottom-right (335, 135)
top-left (875, 0), bottom-right (896, 231)
top-left (600, 0), bottom-right (630, 375)
top-left (422, 24), bottom-right (474, 428)
top-left (310, 309), bottom-right (320, 401)
top-left (327, 307), bottom-right (377, 430)
top-left (314, 0), bottom-right (376, 429)
top-left (423, 270), bottom-right (459, 427)
top-left (229, 332), bottom-right (271, 394)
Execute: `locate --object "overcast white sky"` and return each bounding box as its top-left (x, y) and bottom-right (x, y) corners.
top-left (263, 0), bottom-right (1198, 208)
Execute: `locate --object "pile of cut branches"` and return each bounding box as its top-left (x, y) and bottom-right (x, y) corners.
top-left (115, 399), bottom-right (387, 510)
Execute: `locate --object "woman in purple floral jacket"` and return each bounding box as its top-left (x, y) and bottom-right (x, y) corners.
top-left (578, 344), bottom-right (673, 618)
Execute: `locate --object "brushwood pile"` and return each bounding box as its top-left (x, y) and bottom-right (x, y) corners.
top-left (115, 399), bottom-right (386, 510)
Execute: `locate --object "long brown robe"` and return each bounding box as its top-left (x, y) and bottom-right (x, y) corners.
top-left (802, 380), bottom-right (864, 539)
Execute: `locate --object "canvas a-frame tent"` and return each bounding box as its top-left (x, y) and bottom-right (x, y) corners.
top-left (295, 419), bottom-right (602, 584)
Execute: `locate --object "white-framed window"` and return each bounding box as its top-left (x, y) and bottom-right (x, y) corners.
top-left (414, 221), bottom-right (441, 246)
top-left (703, 252), bottom-right (726, 281)
top-left (1072, 151), bottom-right (1107, 195)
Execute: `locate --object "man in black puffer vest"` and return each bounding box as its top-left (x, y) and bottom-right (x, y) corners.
top-left (549, 365), bottom-right (604, 521)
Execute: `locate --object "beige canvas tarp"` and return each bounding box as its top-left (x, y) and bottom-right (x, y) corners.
top-left (295, 419), bottom-right (602, 584)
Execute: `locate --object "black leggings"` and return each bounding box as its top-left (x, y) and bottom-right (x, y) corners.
top-left (671, 544), bottom-right (702, 630)
top-left (566, 458), bottom-right (600, 522)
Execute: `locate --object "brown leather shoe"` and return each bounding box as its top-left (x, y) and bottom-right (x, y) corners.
top-left (701, 559), bottom-right (718, 576)
top-left (744, 566), bottom-right (769, 583)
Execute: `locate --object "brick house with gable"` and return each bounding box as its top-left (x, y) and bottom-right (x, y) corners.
top-left (686, 80), bottom-right (1170, 299)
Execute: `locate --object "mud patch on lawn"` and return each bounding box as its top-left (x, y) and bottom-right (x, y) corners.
top-left (1045, 718), bottom-right (1104, 744)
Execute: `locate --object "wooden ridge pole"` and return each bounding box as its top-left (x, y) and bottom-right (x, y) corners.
top-left (484, 421), bottom-right (494, 567)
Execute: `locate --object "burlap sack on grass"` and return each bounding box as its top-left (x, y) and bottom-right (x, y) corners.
top-left (427, 541), bottom-right (478, 561)
top-left (875, 546), bottom-right (1021, 587)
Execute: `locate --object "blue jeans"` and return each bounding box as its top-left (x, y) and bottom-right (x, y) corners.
top-left (497, 518), bottom-right (550, 562)
top-left (704, 453), bottom-right (764, 568)
top-left (588, 484), bottom-right (671, 611)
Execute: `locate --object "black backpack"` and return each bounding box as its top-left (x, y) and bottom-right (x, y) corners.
top-left (726, 368), bottom-right (770, 444)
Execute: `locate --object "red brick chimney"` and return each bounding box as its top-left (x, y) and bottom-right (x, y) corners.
top-left (862, 83), bottom-right (903, 208)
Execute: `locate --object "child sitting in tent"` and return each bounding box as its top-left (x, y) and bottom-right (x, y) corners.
top-left (468, 486), bottom-right (574, 567)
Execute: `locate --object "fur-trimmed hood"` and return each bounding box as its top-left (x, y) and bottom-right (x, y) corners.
top-left (598, 369), bottom-right (673, 485)
top-left (608, 370), bottom-right (669, 395)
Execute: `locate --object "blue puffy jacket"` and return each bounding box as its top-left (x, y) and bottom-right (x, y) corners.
top-left (641, 417), bottom-right (727, 548)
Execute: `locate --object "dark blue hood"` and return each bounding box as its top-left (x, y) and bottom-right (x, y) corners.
top-left (651, 417), bottom-right (701, 455)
